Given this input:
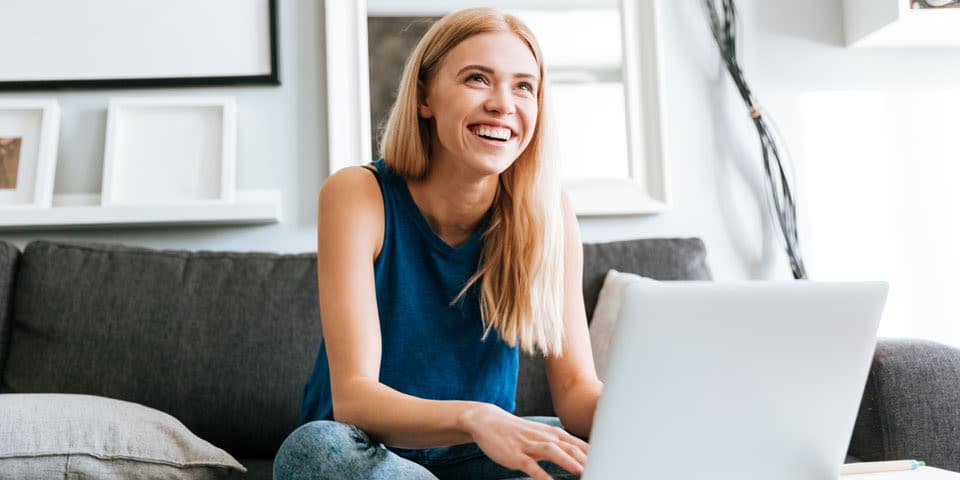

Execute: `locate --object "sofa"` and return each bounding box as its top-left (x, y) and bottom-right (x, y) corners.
top-left (0, 238), bottom-right (958, 479)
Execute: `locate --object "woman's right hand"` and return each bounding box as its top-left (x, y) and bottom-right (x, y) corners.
top-left (458, 403), bottom-right (589, 480)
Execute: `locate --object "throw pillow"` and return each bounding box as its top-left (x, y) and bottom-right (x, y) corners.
top-left (589, 269), bottom-right (658, 381)
top-left (0, 393), bottom-right (246, 479)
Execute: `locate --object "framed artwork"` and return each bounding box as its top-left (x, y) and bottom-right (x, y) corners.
top-left (325, 0), bottom-right (670, 216)
top-left (102, 97), bottom-right (237, 206)
top-left (0, 0), bottom-right (279, 90)
top-left (0, 100), bottom-right (61, 208)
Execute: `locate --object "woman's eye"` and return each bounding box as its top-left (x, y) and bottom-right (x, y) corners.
top-left (517, 82), bottom-right (535, 93)
top-left (466, 74), bottom-right (488, 84)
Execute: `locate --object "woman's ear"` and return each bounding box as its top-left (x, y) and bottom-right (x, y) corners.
top-left (417, 80), bottom-right (433, 119)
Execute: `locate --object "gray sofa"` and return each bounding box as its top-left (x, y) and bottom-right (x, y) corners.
top-left (0, 238), bottom-right (957, 478)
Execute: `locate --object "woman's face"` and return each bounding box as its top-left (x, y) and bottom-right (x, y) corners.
top-left (419, 31), bottom-right (540, 177)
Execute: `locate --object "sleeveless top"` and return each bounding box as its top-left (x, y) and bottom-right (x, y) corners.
top-left (298, 158), bottom-right (519, 458)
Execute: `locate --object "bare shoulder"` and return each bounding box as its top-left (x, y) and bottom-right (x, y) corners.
top-left (318, 165), bottom-right (384, 259)
top-left (320, 165), bottom-right (380, 203)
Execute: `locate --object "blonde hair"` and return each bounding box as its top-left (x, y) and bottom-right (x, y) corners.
top-left (380, 8), bottom-right (565, 356)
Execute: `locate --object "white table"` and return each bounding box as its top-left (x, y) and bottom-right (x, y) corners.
top-left (841, 467), bottom-right (960, 479)
top-left (513, 466), bottom-right (960, 479)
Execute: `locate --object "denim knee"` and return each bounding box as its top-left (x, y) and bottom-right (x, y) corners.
top-left (274, 420), bottom-right (370, 480)
top-left (273, 420), bottom-right (437, 480)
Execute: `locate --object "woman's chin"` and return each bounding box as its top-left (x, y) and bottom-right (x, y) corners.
top-left (469, 152), bottom-right (518, 176)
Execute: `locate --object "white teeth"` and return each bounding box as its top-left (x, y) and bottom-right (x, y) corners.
top-left (473, 126), bottom-right (511, 141)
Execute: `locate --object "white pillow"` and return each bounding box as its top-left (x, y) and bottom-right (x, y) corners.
top-left (0, 393), bottom-right (246, 479)
top-left (589, 269), bottom-right (658, 381)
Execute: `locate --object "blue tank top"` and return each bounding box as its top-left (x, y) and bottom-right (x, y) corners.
top-left (299, 158), bottom-right (519, 457)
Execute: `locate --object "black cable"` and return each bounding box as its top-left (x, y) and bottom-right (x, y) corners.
top-left (702, 0), bottom-right (808, 279)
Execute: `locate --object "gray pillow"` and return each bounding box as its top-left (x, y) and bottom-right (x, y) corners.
top-left (0, 393), bottom-right (246, 479)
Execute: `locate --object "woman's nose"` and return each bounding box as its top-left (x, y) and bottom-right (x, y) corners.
top-left (484, 86), bottom-right (516, 115)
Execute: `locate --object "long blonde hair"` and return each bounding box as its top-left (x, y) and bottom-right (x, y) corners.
top-left (379, 8), bottom-right (565, 356)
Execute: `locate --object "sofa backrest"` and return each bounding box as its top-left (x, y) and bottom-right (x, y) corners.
top-left (581, 238), bottom-right (712, 319)
top-left (2, 241), bottom-right (321, 460)
top-left (515, 237), bottom-right (713, 417)
top-left (0, 241), bottom-right (19, 378)
top-left (1, 237), bottom-right (711, 458)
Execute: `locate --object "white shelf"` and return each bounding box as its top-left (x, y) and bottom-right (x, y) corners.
top-left (0, 190), bottom-right (281, 230)
top-left (843, 0), bottom-right (960, 48)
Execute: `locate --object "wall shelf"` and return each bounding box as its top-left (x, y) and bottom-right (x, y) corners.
top-left (0, 190), bottom-right (281, 230)
top-left (843, 0), bottom-right (960, 48)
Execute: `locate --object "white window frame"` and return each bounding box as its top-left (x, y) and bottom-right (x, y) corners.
top-left (324, 0), bottom-right (669, 216)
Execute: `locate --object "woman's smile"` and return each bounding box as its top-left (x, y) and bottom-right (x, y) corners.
top-left (468, 123), bottom-right (517, 149)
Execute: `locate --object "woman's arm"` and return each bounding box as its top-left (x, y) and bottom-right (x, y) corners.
top-left (544, 192), bottom-right (604, 438)
top-left (318, 167), bottom-right (479, 449)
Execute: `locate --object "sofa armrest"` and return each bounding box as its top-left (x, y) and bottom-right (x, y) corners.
top-left (849, 338), bottom-right (960, 472)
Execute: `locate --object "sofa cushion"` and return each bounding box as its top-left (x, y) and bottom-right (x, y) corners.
top-left (0, 393), bottom-right (245, 479)
top-left (0, 240), bottom-right (18, 378)
top-left (515, 237), bottom-right (711, 417)
top-left (589, 270), bottom-right (658, 382)
top-left (849, 339), bottom-right (960, 472)
top-left (238, 459), bottom-right (274, 480)
top-left (2, 241), bottom-right (321, 459)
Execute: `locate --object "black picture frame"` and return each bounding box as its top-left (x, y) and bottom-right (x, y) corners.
top-left (0, 0), bottom-right (280, 91)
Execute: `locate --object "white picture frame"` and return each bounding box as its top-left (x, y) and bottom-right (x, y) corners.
top-left (0, 0), bottom-right (278, 89)
top-left (102, 97), bottom-right (237, 207)
top-left (0, 99), bottom-right (61, 208)
top-left (324, 0), bottom-right (670, 216)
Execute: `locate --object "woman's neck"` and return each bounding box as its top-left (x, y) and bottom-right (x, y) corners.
top-left (406, 158), bottom-right (498, 246)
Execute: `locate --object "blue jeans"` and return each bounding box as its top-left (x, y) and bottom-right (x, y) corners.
top-left (273, 416), bottom-right (580, 480)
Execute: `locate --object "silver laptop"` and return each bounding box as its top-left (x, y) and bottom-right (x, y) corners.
top-left (582, 281), bottom-right (888, 480)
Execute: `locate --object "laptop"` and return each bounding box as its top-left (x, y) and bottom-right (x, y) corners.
top-left (582, 281), bottom-right (888, 480)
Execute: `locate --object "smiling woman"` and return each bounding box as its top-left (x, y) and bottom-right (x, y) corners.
top-left (327, 0), bottom-right (671, 216)
top-left (276, 7), bottom-right (602, 480)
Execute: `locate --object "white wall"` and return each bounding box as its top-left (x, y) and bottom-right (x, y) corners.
top-left (0, 0), bottom-right (325, 253)
top-left (2, 0), bottom-right (959, 284)
top-left (580, 0), bottom-right (960, 282)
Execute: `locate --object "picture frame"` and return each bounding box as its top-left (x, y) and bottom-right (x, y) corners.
top-left (101, 97), bottom-right (237, 207)
top-left (0, 100), bottom-right (61, 208)
top-left (0, 0), bottom-right (279, 90)
top-left (324, 0), bottom-right (670, 216)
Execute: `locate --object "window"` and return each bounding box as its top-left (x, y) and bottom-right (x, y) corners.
top-left (798, 90), bottom-right (960, 344)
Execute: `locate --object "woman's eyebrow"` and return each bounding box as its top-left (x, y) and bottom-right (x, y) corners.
top-left (456, 64), bottom-right (539, 83)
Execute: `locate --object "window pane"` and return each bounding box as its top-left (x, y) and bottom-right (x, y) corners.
top-left (799, 90), bottom-right (960, 345)
top-left (508, 8), bottom-right (621, 69)
top-left (552, 82), bottom-right (629, 179)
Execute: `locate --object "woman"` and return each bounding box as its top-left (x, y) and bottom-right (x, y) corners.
top-left (275, 8), bottom-right (603, 480)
